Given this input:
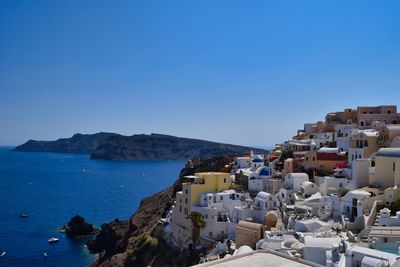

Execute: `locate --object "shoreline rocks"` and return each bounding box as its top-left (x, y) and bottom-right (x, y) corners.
top-left (64, 215), bottom-right (98, 238)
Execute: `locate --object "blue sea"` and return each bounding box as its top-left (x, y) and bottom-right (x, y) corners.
top-left (0, 147), bottom-right (183, 267)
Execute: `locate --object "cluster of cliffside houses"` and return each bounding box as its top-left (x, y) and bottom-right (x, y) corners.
top-left (165, 105), bottom-right (400, 267)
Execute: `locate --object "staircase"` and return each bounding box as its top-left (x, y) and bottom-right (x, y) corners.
top-left (359, 226), bottom-right (372, 242)
top-left (373, 214), bottom-right (380, 226)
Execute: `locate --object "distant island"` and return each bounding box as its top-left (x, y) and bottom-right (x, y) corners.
top-left (14, 133), bottom-right (267, 161)
top-left (13, 132), bottom-right (118, 154)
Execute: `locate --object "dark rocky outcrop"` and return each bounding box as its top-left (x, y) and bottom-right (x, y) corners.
top-left (87, 155), bottom-right (235, 267)
top-left (14, 132), bottom-right (118, 154)
top-left (65, 215), bottom-right (97, 237)
top-left (90, 133), bottom-right (266, 161)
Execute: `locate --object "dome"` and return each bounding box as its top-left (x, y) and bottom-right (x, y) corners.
top-left (259, 167), bottom-right (272, 176)
top-left (233, 245), bottom-right (253, 256)
top-left (252, 155), bottom-right (263, 163)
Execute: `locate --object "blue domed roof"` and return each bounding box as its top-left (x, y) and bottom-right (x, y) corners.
top-left (259, 167), bottom-right (272, 176)
top-left (252, 155), bottom-right (263, 163)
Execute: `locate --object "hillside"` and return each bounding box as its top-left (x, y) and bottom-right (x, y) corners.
top-left (87, 155), bottom-right (235, 266)
top-left (90, 133), bottom-right (267, 160)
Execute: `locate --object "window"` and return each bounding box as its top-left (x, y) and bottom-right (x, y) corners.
top-left (224, 178), bottom-right (226, 183)
top-left (339, 183), bottom-right (343, 188)
top-left (179, 205), bottom-right (182, 212)
top-left (209, 232), bottom-right (213, 237)
top-left (205, 214), bottom-right (208, 219)
top-left (220, 196), bottom-right (223, 201)
top-left (313, 157), bottom-right (315, 161)
top-left (394, 162), bottom-right (396, 172)
top-left (364, 140), bottom-right (368, 147)
top-left (185, 198), bottom-right (188, 204)
top-left (352, 198), bottom-right (358, 206)
top-left (388, 110), bottom-right (392, 114)
top-left (185, 189), bottom-right (188, 194)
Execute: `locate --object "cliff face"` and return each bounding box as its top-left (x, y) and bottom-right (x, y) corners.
top-left (87, 155), bottom-right (235, 267)
top-left (13, 132), bottom-right (118, 154)
top-left (90, 133), bottom-right (267, 160)
top-left (14, 132), bottom-right (266, 161)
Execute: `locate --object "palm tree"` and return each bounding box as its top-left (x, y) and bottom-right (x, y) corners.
top-left (186, 211), bottom-right (207, 246)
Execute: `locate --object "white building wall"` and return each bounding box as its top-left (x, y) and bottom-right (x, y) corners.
top-left (350, 159), bottom-right (370, 190)
top-left (248, 178), bottom-right (264, 192)
top-left (348, 148), bottom-right (365, 167)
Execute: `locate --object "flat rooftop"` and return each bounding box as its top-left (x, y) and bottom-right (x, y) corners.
top-left (196, 251), bottom-right (321, 267)
top-left (369, 226), bottom-right (400, 238)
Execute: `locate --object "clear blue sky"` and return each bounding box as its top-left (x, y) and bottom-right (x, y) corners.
top-left (1, 0), bottom-right (399, 147)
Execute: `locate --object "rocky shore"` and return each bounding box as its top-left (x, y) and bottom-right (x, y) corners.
top-left (87, 155), bottom-right (235, 266)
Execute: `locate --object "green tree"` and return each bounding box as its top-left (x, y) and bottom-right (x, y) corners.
top-left (338, 188), bottom-right (349, 197)
top-left (186, 211), bottom-right (207, 246)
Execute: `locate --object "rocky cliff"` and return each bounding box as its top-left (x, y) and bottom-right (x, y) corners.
top-left (13, 132), bottom-right (118, 154)
top-left (90, 133), bottom-right (266, 160)
top-left (87, 155), bottom-right (235, 267)
top-left (15, 132), bottom-right (266, 161)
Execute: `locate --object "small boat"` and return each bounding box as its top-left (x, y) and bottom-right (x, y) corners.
top-left (48, 237), bottom-right (59, 244)
top-left (0, 251), bottom-right (5, 257)
top-left (19, 213), bottom-right (29, 218)
top-left (43, 252), bottom-right (48, 258)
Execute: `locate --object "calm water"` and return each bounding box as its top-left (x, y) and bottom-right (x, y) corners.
top-left (0, 147), bottom-right (183, 267)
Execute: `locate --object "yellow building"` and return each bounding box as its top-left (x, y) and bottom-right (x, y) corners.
top-left (171, 172), bottom-right (230, 248)
top-left (187, 172), bottom-right (230, 204)
top-left (349, 130), bottom-right (379, 166)
top-left (369, 148), bottom-right (400, 189)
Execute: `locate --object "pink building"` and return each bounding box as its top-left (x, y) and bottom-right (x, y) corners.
top-left (357, 105), bottom-right (399, 129)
